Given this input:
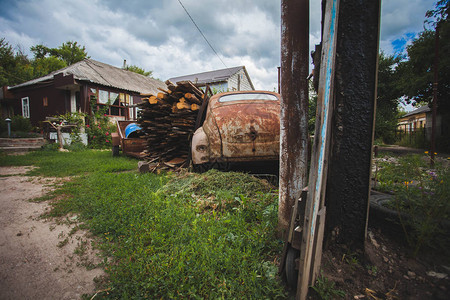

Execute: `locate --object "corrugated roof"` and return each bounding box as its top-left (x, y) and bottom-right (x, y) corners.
top-left (169, 66), bottom-right (244, 85)
top-left (9, 59), bottom-right (167, 95)
top-left (403, 105), bottom-right (431, 118)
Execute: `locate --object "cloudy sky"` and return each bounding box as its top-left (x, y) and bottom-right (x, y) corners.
top-left (0, 0), bottom-right (437, 91)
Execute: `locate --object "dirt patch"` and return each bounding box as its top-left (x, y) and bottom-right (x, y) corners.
top-left (0, 166), bottom-right (104, 299)
top-left (316, 229), bottom-right (450, 299)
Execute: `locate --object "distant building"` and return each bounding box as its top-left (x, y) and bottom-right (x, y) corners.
top-left (397, 105), bottom-right (445, 141)
top-left (7, 59), bottom-right (166, 125)
top-left (398, 106), bottom-right (430, 133)
top-left (169, 66), bottom-right (255, 92)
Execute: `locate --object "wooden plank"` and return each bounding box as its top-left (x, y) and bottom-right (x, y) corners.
top-left (311, 207), bottom-right (326, 284)
top-left (296, 0), bottom-right (340, 299)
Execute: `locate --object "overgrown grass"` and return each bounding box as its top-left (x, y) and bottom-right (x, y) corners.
top-left (0, 149), bottom-right (137, 177)
top-left (375, 153), bottom-right (450, 255)
top-left (47, 170), bottom-right (285, 298)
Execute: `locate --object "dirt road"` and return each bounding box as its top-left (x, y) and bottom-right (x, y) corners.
top-left (0, 166), bottom-right (104, 299)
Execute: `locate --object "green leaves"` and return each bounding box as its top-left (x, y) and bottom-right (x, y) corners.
top-left (1, 37), bottom-right (89, 87)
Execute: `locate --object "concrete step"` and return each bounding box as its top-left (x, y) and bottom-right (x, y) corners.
top-left (0, 138), bottom-right (46, 147)
top-left (0, 138), bottom-right (46, 153)
top-left (0, 146), bottom-right (44, 153)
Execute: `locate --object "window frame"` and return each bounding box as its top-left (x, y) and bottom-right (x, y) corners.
top-left (21, 97), bottom-right (30, 118)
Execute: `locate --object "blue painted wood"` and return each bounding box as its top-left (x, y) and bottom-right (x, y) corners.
top-left (297, 0), bottom-right (340, 298)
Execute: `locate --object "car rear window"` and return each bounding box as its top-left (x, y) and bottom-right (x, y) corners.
top-left (218, 93), bottom-right (278, 102)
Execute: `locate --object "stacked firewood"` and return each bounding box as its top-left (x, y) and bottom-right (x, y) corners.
top-left (137, 80), bottom-right (205, 170)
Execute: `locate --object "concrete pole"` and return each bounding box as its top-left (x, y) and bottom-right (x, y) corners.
top-left (278, 0), bottom-right (309, 235)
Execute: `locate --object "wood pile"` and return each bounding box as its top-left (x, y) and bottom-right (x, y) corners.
top-left (137, 80), bottom-right (205, 170)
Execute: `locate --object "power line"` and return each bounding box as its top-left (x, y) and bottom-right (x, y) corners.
top-left (177, 0), bottom-right (228, 68)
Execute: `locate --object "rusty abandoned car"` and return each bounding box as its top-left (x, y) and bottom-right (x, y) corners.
top-left (191, 90), bottom-right (281, 171)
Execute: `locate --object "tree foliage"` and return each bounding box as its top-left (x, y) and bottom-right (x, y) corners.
top-left (396, 0), bottom-right (449, 107)
top-left (394, 0), bottom-right (450, 150)
top-left (126, 65), bottom-right (153, 77)
top-left (1, 39), bottom-right (89, 87)
top-left (31, 41), bottom-right (89, 66)
top-left (375, 52), bottom-right (403, 143)
top-left (0, 38), bottom-right (34, 86)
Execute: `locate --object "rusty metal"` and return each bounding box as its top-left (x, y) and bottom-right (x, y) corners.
top-left (279, 0), bottom-right (309, 235)
top-left (325, 0), bottom-right (381, 250)
top-left (191, 91), bottom-right (280, 166)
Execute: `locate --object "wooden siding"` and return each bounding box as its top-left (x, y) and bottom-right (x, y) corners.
top-left (227, 69), bottom-right (254, 91)
top-left (12, 83), bottom-right (68, 126)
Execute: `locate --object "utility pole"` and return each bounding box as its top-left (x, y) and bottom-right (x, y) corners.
top-left (278, 0), bottom-right (309, 236)
top-left (431, 24), bottom-right (439, 167)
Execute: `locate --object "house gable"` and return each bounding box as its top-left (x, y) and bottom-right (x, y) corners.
top-left (169, 66), bottom-right (255, 92)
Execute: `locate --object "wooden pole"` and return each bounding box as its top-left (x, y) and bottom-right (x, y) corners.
top-left (430, 24), bottom-right (439, 167)
top-left (279, 0), bottom-right (310, 236)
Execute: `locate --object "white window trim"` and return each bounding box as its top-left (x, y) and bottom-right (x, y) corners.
top-left (21, 97), bottom-right (30, 118)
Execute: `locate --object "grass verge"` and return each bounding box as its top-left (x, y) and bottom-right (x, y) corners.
top-left (48, 170), bottom-right (286, 298)
top-left (0, 149), bottom-right (137, 177)
top-left (3, 149), bottom-right (286, 298)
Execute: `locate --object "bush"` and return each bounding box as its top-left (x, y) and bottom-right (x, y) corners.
top-left (86, 121), bottom-right (114, 149)
top-left (376, 153), bottom-right (450, 255)
top-left (397, 129), bottom-right (427, 149)
top-left (11, 115), bottom-right (32, 132)
top-left (0, 118), bottom-right (6, 133)
top-left (86, 96), bottom-right (115, 149)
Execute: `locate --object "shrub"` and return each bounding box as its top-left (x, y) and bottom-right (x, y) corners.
top-left (11, 115), bottom-right (32, 132)
top-left (0, 118), bottom-right (6, 133)
top-left (86, 96), bottom-right (115, 149)
top-left (376, 153), bottom-right (450, 255)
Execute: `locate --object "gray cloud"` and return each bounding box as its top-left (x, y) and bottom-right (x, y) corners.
top-left (0, 0), bottom-right (438, 90)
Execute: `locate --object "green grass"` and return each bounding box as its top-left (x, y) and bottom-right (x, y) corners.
top-left (0, 149), bottom-right (137, 176)
top-left (49, 170), bottom-right (286, 298)
top-left (5, 150), bottom-right (286, 298)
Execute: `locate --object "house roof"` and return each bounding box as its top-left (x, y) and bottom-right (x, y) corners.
top-left (169, 66), bottom-right (250, 86)
top-left (402, 105), bottom-right (431, 118)
top-left (9, 59), bottom-right (167, 95)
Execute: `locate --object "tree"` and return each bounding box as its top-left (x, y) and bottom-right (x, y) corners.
top-left (0, 38), bottom-right (16, 86)
top-left (396, 0), bottom-right (450, 150)
top-left (32, 56), bottom-right (66, 78)
top-left (31, 41), bottom-right (89, 66)
top-left (126, 65), bottom-right (153, 77)
top-left (375, 52), bottom-right (403, 143)
top-left (396, 0), bottom-right (449, 106)
top-left (0, 38), bottom-right (33, 86)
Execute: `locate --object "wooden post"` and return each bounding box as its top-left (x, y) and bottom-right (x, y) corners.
top-left (325, 0), bottom-right (380, 250)
top-left (296, 0), bottom-right (340, 298)
top-left (279, 0), bottom-right (310, 236)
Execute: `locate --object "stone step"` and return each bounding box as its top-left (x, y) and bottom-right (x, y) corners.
top-left (0, 138), bottom-right (46, 148)
top-left (0, 145), bottom-right (44, 153)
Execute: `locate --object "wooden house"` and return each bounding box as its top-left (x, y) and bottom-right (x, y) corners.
top-left (169, 66), bottom-right (255, 93)
top-left (397, 105), bottom-right (446, 141)
top-left (7, 59), bottom-right (167, 126)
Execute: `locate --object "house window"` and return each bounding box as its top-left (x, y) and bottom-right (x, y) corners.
top-left (90, 88), bottom-right (128, 117)
top-left (99, 90), bottom-right (109, 104)
top-left (43, 97), bottom-right (48, 107)
top-left (22, 97), bottom-right (30, 118)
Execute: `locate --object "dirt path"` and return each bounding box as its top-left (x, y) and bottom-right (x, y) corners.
top-left (0, 167), bottom-right (104, 300)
